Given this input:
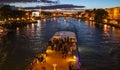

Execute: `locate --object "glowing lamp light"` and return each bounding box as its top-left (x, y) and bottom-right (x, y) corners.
top-left (72, 55), bottom-right (77, 61)
top-left (31, 18), bottom-right (35, 20)
top-left (73, 56), bottom-right (76, 59)
top-left (17, 18), bottom-right (20, 20)
top-left (46, 49), bottom-right (52, 53)
top-left (8, 18), bottom-right (11, 20)
top-left (21, 18), bottom-right (25, 20)
top-left (0, 29), bottom-right (3, 33)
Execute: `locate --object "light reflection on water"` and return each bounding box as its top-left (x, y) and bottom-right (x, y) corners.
top-left (0, 17), bottom-right (120, 70)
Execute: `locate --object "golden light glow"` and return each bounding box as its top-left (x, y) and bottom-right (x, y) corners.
top-left (21, 18), bottom-right (25, 20)
top-left (68, 55), bottom-right (77, 62)
top-left (16, 27), bottom-right (19, 31)
top-left (0, 29), bottom-right (3, 33)
top-left (103, 19), bottom-right (108, 23)
top-left (112, 27), bottom-right (115, 31)
top-left (73, 56), bottom-right (77, 59)
top-left (31, 18), bottom-right (35, 20)
top-left (16, 18), bottom-right (20, 20)
top-left (43, 19), bottom-right (46, 22)
top-left (27, 17), bottom-right (29, 19)
top-left (16, 27), bottom-right (20, 36)
top-left (103, 24), bottom-right (110, 37)
top-left (68, 57), bottom-right (75, 62)
top-left (46, 49), bottom-right (53, 53)
top-left (106, 7), bottom-right (120, 20)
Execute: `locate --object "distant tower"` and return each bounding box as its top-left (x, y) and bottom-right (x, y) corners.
top-left (39, 7), bottom-right (42, 17)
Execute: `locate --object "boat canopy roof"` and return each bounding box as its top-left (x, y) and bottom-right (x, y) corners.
top-left (51, 31), bottom-right (77, 42)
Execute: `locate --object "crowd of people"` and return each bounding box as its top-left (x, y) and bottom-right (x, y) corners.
top-left (47, 36), bottom-right (76, 58)
top-left (26, 36), bottom-right (77, 70)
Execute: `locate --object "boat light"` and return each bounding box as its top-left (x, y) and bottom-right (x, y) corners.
top-left (72, 55), bottom-right (77, 61)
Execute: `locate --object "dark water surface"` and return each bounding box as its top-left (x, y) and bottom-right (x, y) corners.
top-left (0, 17), bottom-right (120, 70)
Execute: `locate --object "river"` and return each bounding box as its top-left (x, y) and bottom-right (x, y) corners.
top-left (0, 17), bottom-right (120, 70)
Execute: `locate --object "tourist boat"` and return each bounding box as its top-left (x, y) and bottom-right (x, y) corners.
top-left (26, 31), bottom-right (80, 70)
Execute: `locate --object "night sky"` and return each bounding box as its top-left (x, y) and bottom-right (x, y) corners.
top-left (0, 0), bottom-right (120, 9)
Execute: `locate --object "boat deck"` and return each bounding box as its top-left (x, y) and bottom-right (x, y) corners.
top-left (26, 31), bottom-right (80, 70)
top-left (30, 48), bottom-right (77, 70)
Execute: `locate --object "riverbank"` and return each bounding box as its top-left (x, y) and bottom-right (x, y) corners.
top-left (94, 22), bottom-right (120, 28)
top-left (103, 23), bottom-right (120, 28)
top-left (85, 19), bottom-right (120, 28)
top-left (0, 20), bottom-right (37, 29)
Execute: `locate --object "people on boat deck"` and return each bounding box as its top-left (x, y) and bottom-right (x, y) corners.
top-left (35, 54), bottom-right (46, 63)
top-left (47, 36), bottom-right (76, 58)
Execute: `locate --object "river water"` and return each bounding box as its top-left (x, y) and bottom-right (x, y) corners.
top-left (0, 17), bottom-right (120, 70)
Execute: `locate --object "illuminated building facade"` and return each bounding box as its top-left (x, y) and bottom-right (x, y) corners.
top-left (105, 7), bottom-right (120, 20)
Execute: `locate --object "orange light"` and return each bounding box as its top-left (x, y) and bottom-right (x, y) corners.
top-left (73, 56), bottom-right (76, 59)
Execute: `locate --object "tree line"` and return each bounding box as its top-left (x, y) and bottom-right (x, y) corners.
top-left (0, 5), bottom-right (26, 20)
top-left (77, 8), bottom-right (108, 24)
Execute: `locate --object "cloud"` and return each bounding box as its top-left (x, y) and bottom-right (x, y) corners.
top-left (40, 0), bottom-right (57, 3)
top-left (0, 0), bottom-right (33, 2)
top-left (0, 0), bottom-right (56, 3)
top-left (24, 4), bottom-right (85, 9)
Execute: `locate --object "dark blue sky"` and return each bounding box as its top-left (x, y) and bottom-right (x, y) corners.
top-left (9, 0), bottom-right (120, 9)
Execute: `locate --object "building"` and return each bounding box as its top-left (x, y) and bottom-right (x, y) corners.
top-left (105, 7), bottom-right (120, 20)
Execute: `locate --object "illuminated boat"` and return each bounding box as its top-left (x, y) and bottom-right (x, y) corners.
top-left (26, 31), bottom-right (80, 70)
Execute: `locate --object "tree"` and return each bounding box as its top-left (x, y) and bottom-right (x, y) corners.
top-left (94, 9), bottom-right (108, 23)
top-left (42, 11), bottom-right (51, 16)
top-left (0, 5), bottom-right (26, 20)
top-left (0, 5), bottom-right (12, 20)
top-left (11, 10), bottom-right (25, 19)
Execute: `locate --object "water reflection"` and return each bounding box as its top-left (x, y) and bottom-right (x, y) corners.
top-left (37, 20), bottom-right (41, 27)
top-left (64, 19), bottom-right (67, 25)
top-left (103, 24), bottom-right (110, 37)
top-left (53, 17), bottom-right (56, 21)
top-left (89, 21), bottom-right (95, 28)
top-left (43, 18), bottom-right (46, 22)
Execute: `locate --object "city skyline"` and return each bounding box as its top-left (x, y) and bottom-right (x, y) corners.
top-left (1, 0), bottom-right (120, 9)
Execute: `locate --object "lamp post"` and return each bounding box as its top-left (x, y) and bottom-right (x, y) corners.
top-left (53, 64), bottom-right (57, 70)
